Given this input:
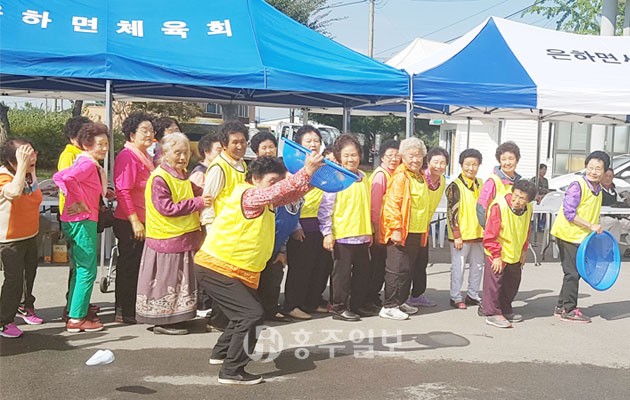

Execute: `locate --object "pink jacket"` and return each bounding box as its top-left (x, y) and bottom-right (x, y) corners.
top-left (113, 148), bottom-right (151, 222)
top-left (53, 156), bottom-right (103, 223)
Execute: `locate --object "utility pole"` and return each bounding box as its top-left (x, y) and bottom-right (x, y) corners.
top-left (368, 0), bottom-right (374, 57)
top-left (624, 0), bottom-right (629, 36)
top-left (600, 0), bottom-right (618, 35)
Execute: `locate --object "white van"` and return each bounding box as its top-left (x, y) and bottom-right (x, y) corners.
top-left (548, 154), bottom-right (630, 192)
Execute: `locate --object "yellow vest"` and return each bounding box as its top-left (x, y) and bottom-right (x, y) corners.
top-left (145, 167), bottom-right (200, 239)
top-left (369, 166), bottom-right (392, 186)
top-left (408, 172), bottom-right (428, 233)
top-left (199, 183), bottom-right (275, 272)
top-left (427, 174), bottom-right (446, 223)
top-left (301, 188), bottom-right (324, 218)
top-left (447, 177), bottom-right (484, 240)
top-left (57, 144), bottom-right (82, 214)
top-left (484, 195), bottom-right (533, 263)
top-left (551, 178), bottom-right (601, 244)
top-left (332, 172), bottom-right (372, 239)
top-left (490, 173), bottom-right (513, 199)
top-left (210, 153), bottom-right (246, 217)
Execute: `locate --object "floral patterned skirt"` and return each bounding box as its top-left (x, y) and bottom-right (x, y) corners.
top-left (136, 246), bottom-right (197, 325)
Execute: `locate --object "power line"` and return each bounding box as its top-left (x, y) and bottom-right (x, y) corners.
top-left (375, 0), bottom-right (539, 57)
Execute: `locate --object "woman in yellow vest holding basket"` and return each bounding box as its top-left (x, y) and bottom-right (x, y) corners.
top-left (550, 151), bottom-right (609, 323)
top-left (136, 133), bottom-right (212, 335)
top-left (194, 153), bottom-right (323, 385)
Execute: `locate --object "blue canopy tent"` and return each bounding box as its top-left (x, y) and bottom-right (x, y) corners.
top-left (0, 0), bottom-right (409, 109)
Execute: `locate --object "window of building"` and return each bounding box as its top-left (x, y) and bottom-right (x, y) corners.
top-left (553, 122), bottom-right (591, 176)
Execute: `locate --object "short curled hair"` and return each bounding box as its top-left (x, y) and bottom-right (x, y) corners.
top-left (427, 147), bottom-right (450, 166)
top-left (333, 134), bottom-right (362, 162)
top-left (219, 121), bottom-right (249, 147)
top-left (153, 116), bottom-right (181, 141)
top-left (197, 133), bottom-right (221, 157)
top-left (77, 123), bottom-right (109, 150)
top-left (246, 156), bottom-right (286, 183)
top-left (122, 111), bottom-right (155, 142)
top-left (585, 150), bottom-right (610, 171)
top-left (459, 148), bottom-right (482, 165)
top-left (379, 139), bottom-right (400, 157)
top-left (1, 138), bottom-right (35, 172)
top-left (495, 141), bottom-right (521, 162)
top-left (160, 132), bottom-right (190, 164)
top-left (64, 116), bottom-right (91, 142)
top-left (398, 137), bottom-right (427, 158)
top-left (294, 125), bottom-right (322, 145)
top-left (250, 132), bottom-right (278, 155)
top-left (513, 179), bottom-right (538, 203)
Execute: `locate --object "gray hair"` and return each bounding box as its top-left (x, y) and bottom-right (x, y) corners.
top-left (160, 132), bottom-right (190, 164)
top-left (399, 137), bottom-right (427, 158)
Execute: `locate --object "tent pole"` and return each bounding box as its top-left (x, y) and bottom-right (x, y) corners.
top-left (301, 108), bottom-right (309, 125)
top-left (610, 124), bottom-right (616, 161)
top-left (535, 110), bottom-right (543, 191)
top-left (466, 117), bottom-right (471, 148)
top-left (406, 74), bottom-right (414, 139)
top-left (342, 107), bottom-right (351, 133)
top-left (101, 79), bottom-right (114, 270)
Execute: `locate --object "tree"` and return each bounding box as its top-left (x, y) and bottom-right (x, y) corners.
top-left (131, 102), bottom-right (204, 121)
top-left (524, 0), bottom-right (626, 34)
top-left (310, 113), bottom-right (440, 149)
top-left (0, 102), bottom-right (9, 144)
top-left (267, 0), bottom-right (338, 35)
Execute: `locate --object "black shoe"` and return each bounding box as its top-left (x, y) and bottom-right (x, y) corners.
top-left (153, 325), bottom-right (188, 335)
top-left (331, 309), bottom-right (361, 321)
top-left (624, 248), bottom-right (630, 258)
top-left (477, 306), bottom-right (485, 317)
top-left (465, 295), bottom-right (481, 306)
top-left (355, 307), bottom-right (379, 317)
top-left (267, 312), bottom-right (292, 323)
top-left (218, 370), bottom-right (264, 385)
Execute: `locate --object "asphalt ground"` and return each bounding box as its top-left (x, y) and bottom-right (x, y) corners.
top-left (1, 243), bottom-right (629, 400)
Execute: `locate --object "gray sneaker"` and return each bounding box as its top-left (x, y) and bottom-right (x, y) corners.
top-left (485, 315), bottom-right (512, 328)
top-left (399, 303), bottom-right (419, 315)
top-left (504, 313), bottom-right (524, 323)
top-left (560, 308), bottom-right (591, 323)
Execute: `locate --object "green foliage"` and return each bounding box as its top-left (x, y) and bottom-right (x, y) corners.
top-left (7, 103), bottom-right (126, 170)
top-left (266, 0), bottom-right (338, 35)
top-left (310, 114), bottom-right (440, 148)
top-left (131, 102), bottom-right (204, 121)
top-left (7, 104), bottom-right (70, 169)
top-left (525, 0), bottom-right (626, 35)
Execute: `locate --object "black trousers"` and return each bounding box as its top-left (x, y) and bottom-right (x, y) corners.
top-left (410, 243), bottom-right (429, 297)
top-left (285, 231), bottom-right (332, 311)
top-left (194, 265), bottom-right (264, 375)
top-left (257, 258), bottom-right (284, 318)
top-left (383, 234), bottom-right (422, 308)
top-left (113, 219), bottom-right (144, 317)
top-left (367, 243), bottom-right (387, 305)
top-left (0, 237), bottom-right (38, 325)
top-left (331, 242), bottom-right (370, 312)
top-left (557, 239), bottom-right (580, 312)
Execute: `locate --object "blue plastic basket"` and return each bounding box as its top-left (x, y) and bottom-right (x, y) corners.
top-left (282, 138), bottom-right (359, 193)
top-left (576, 231), bottom-right (621, 291)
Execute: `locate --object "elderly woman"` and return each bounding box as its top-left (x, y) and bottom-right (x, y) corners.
top-left (0, 139), bottom-right (43, 338)
top-left (112, 111), bottom-right (155, 325)
top-left (477, 141), bottom-right (522, 228)
top-left (136, 133), bottom-right (211, 335)
top-left (406, 146), bottom-right (449, 309)
top-left (378, 137), bottom-right (429, 320)
top-left (54, 123), bottom-right (110, 333)
top-left (152, 116), bottom-right (182, 166)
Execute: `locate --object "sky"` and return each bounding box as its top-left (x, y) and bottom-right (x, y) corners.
top-left (259, 0), bottom-right (560, 120)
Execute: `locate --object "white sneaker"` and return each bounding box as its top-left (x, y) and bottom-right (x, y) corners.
top-left (379, 306), bottom-right (409, 320)
top-left (399, 303), bottom-right (419, 315)
top-left (85, 349), bottom-right (115, 366)
top-left (196, 309), bottom-right (211, 318)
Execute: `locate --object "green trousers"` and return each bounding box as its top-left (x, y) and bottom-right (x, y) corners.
top-left (61, 221), bottom-right (98, 319)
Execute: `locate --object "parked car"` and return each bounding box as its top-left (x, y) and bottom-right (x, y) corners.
top-left (548, 154), bottom-right (630, 192)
